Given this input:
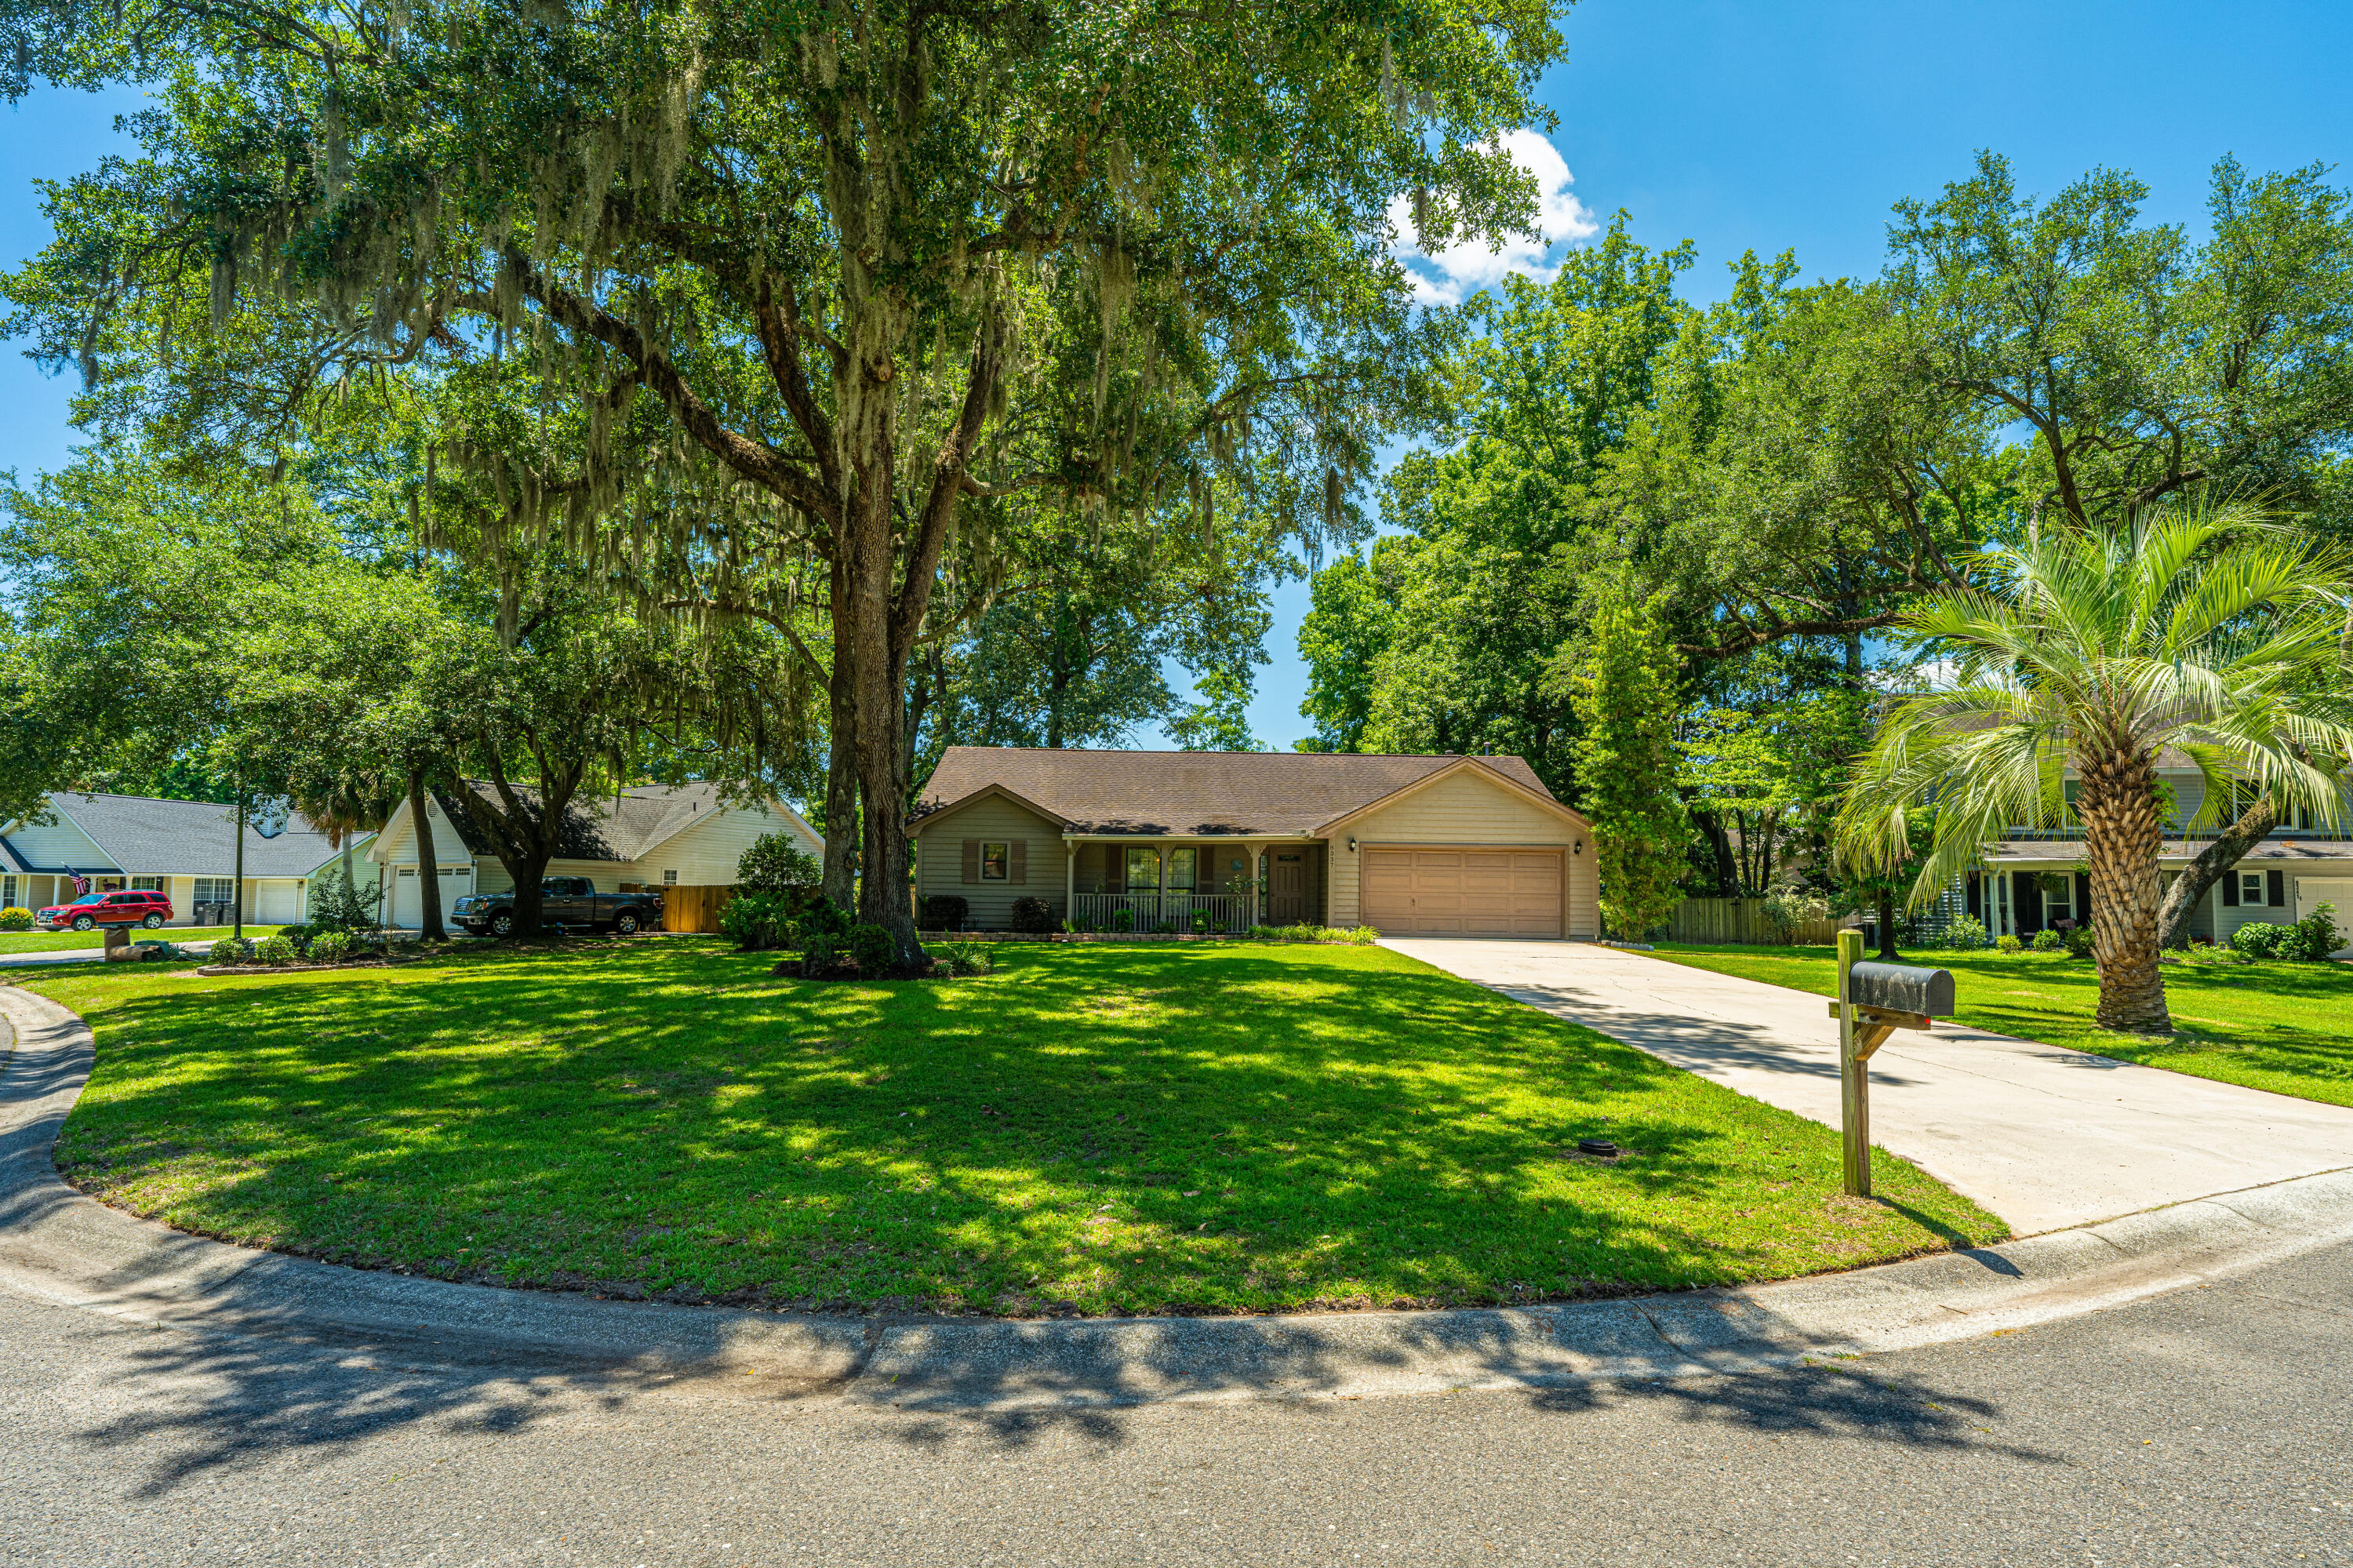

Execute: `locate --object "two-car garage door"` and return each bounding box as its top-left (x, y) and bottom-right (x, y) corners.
top-left (1362, 849), bottom-right (1562, 937)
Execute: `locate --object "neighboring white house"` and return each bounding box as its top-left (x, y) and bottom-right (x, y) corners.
top-left (367, 780), bottom-right (824, 930)
top-left (1969, 762), bottom-right (2353, 955)
top-left (0, 792), bottom-right (377, 926)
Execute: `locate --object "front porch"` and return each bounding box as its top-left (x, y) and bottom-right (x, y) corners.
top-left (1063, 837), bottom-right (1328, 932)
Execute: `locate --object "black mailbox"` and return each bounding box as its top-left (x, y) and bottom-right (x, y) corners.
top-left (1844, 961), bottom-right (1955, 1018)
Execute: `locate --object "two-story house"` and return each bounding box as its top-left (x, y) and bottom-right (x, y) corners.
top-left (1964, 758), bottom-right (2353, 954)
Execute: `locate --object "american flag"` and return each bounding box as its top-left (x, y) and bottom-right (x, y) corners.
top-left (68, 871), bottom-right (90, 897)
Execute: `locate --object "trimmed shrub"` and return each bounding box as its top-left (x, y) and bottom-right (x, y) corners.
top-left (1009, 896), bottom-right (1056, 934)
top-left (848, 922), bottom-right (894, 973)
top-left (1995, 933), bottom-right (2023, 955)
top-left (0, 907), bottom-right (32, 932)
top-left (1111, 908), bottom-right (1136, 933)
top-left (2229, 920), bottom-right (2286, 959)
top-left (207, 935), bottom-right (255, 964)
top-left (719, 892), bottom-right (796, 951)
top-left (254, 933), bottom-right (299, 966)
top-left (1152, 919), bottom-right (1178, 934)
top-left (276, 923), bottom-right (315, 948)
top-left (801, 932), bottom-right (843, 975)
top-left (2031, 929), bottom-right (2064, 952)
top-left (2064, 922), bottom-right (2095, 959)
top-left (306, 930), bottom-right (355, 964)
top-left (737, 832), bottom-right (823, 897)
top-left (919, 894), bottom-right (969, 930)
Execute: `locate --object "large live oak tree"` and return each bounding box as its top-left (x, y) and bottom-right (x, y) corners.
top-left (5, 0), bottom-right (1565, 956)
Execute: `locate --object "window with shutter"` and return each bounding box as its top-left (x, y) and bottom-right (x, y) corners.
top-left (961, 839), bottom-right (980, 884)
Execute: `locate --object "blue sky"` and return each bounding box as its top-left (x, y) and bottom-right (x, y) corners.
top-left (5, 0), bottom-right (2351, 747)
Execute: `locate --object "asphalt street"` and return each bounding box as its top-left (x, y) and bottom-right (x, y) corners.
top-left (0, 1239), bottom-right (2346, 1566)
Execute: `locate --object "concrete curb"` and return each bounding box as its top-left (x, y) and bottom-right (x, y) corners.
top-left (7, 983), bottom-right (2353, 1413)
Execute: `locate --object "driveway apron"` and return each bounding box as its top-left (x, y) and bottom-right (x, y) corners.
top-left (1382, 938), bottom-right (2353, 1235)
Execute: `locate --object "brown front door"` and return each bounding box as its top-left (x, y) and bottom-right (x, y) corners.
top-left (1270, 853), bottom-right (1307, 923)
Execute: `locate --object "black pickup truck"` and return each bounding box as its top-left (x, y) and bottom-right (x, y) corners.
top-left (451, 877), bottom-right (665, 937)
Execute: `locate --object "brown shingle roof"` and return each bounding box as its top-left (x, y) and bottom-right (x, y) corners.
top-left (912, 748), bottom-right (1560, 836)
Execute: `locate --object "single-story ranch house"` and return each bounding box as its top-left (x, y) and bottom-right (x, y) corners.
top-left (910, 748), bottom-right (1600, 938)
top-left (368, 781), bottom-right (824, 930)
top-left (0, 791), bottom-right (376, 925)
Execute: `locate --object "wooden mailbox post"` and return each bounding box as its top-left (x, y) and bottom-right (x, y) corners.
top-left (1829, 930), bottom-right (1955, 1198)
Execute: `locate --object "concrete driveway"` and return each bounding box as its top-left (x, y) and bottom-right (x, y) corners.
top-left (1384, 938), bottom-right (2353, 1235)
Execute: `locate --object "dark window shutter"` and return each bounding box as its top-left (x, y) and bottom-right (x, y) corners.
top-left (1010, 839), bottom-right (1027, 885)
top-left (1966, 873), bottom-right (1982, 921)
top-left (2075, 874), bottom-right (2091, 921)
top-left (960, 839), bottom-right (979, 885)
top-left (2222, 874), bottom-right (2238, 908)
top-left (2268, 868), bottom-right (2286, 908)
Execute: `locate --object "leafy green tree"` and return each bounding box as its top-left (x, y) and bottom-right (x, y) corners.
top-left (1839, 499), bottom-right (2353, 1033)
top-left (1294, 548), bottom-right (1396, 753)
top-left (1569, 595), bottom-right (1689, 940)
top-left (1889, 153), bottom-right (2353, 535)
top-left (6, 0), bottom-right (1562, 962)
top-left (1168, 668), bottom-right (1264, 753)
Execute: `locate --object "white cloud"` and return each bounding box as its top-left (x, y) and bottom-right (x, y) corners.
top-left (1388, 129), bottom-right (1599, 307)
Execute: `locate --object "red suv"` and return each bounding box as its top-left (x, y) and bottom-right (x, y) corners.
top-left (36, 890), bottom-right (176, 932)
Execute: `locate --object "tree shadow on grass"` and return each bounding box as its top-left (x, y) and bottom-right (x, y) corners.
top-left (48, 940), bottom-right (2002, 1319)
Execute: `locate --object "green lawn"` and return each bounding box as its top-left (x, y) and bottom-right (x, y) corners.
top-left (0, 925), bottom-right (282, 955)
top-left (1646, 943), bottom-right (2353, 1108)
top-left (14, 940), bottom-right (2005, 1316)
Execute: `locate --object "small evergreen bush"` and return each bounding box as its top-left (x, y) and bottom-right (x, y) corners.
top-left (918, 894), bottom-right (969, 930)
top-left (254, 933), bottom-right (299, 966)
top-left (1929, 915), bottom-right (1991, 951)
top-left (307, 930), bottom-right (355, 964)
top-left (2064, 922), bottom-right (2095, 959)
top-left (719, 891), bottom-right (796, 951)
top-left (1009, 896), bottom-right (1056, 933)
top-left (2031, 929), bottom-right (2064, 952)
top-left (848, 922), bottom-right (895, 973)
top-left (737, 832), bottom-right (823, 897)
top-left (207, 935), bottom-right (255, 964)
top-left (2284, 901), bottom-right (2344, 962)
top-left (306, 872), bottom-right (377, 933)
top-left (1995, 933), bottom-right (2023, 955)
top-left (2228, 920), bottom-right (2285, 959)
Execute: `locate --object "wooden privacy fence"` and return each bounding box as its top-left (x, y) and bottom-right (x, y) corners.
top-left (1667, 897), bottom-right (1852, 948)
top-left (662, 885), bottom-right (735, 934)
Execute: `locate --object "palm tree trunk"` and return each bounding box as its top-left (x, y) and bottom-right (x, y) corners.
top-left (2079, 748), bottom-right (2171, 1033)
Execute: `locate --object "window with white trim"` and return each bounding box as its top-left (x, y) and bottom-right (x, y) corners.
top-left (2240, 870), bottom-right (2266, 907)
top-left (194, 877), bottom-right (235, 903)
top-left (664, 868), bottom-right (678, 886)
top-left (131, 876), bottom-right (165, 892)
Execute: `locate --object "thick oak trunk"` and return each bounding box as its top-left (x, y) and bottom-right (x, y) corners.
top-left (2078, 746), bottom-right (2172, 1033)
top-left (406, 770), bottom-right (446, 942)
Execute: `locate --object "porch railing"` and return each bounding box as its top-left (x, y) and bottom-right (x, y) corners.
top-left (1071, 892), bottom-right (1256, 935)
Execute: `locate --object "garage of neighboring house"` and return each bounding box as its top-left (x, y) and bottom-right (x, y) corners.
top-left (1360, 847), bottom-right (1566, 938)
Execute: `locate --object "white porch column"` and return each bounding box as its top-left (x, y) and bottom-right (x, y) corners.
top-left (1064, 839), bottom-right (1075, 926)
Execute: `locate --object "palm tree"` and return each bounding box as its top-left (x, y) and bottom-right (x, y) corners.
top-left (1838, 500), bottom-right (2353, 1034)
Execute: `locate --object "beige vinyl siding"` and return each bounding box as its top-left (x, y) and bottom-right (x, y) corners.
top-left (624, 802), bottom-right (815, 889)
top-left (4, 812), bottom-right (109, 869)
top-left (1328, 769), bottom-right (1596, 937)
top-left (915, 797), bottom-right (1064, 927)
